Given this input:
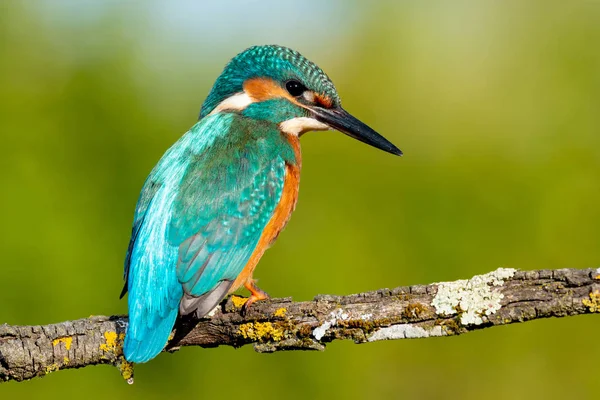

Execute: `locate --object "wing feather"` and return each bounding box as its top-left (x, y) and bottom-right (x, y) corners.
top-left (122, 113), bottom-right (292, 362)
top-left (172, 140), bottom-right (286, 299)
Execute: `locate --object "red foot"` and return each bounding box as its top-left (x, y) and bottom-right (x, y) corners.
top-left (242, 280), bottom-right (270, 316)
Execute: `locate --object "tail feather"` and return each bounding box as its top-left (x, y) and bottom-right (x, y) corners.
top-left (124, 307), bottom-right (179, 363)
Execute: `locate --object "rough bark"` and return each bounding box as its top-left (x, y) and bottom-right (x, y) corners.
top-left (1, 267), bottom-right (599, 384)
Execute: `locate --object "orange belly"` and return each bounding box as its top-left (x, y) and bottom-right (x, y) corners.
top-left (229, 134), bottom-right (301, 293)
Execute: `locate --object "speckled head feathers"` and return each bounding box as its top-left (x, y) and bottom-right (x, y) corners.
top-left (200, 45), bottom-right (340, 118)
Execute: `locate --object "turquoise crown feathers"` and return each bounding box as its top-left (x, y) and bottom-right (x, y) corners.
top-left (200, 45), bottom-right (340, 118)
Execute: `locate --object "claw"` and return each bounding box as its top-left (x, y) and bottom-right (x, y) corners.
top-left (241, 280), bottom-right (270, 316)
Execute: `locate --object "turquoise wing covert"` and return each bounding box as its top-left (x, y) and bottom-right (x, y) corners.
top-left (123, 113), bottom-right (288, 363)
top-left (171, 130), bottom-right (287, 316)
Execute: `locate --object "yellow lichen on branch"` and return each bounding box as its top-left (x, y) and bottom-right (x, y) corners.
top-left (52, 336), bottom-right (73, 350)
top-left (238, 322), bottom-right (284, 341)
top-left (582, 290), bottom-right (600, 313)
top-left (274, 308), bottom-right (287, 317)
top-left (99, 331), bottom-right (125, 354)
top-left (231, 295), bottom-right (249, 309)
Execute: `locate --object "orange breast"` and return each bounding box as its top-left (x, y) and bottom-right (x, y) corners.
top-left (229, 134), bottom-right (302, 293)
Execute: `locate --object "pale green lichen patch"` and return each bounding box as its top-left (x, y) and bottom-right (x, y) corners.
top-left (367, 324), bottom-right (445, 341)
top-left (431, 267), bottom-right (517, 325)
top-left (313, 309), bottom-right (349, 340)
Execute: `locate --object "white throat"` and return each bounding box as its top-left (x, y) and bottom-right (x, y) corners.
top-left (279, 117), bottom-right (330, 136)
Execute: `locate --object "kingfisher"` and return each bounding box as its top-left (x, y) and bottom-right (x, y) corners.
top-left (120, 45), bottom-right (401, 363)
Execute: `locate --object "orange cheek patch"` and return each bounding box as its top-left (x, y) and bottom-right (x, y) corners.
top-left (243, 78), bottom-right (294, 103)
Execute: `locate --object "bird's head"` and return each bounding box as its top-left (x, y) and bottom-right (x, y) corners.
top-left (200, 45), bottom-right (401, 156)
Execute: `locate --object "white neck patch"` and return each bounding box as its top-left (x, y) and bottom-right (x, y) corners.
top-left (279, 117), bottom-right (330, 136)
top-left (208, 92), bottom-right (253, 116)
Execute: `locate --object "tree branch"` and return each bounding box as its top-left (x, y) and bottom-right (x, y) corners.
top-left (2, 267), bottom-right (599, 384)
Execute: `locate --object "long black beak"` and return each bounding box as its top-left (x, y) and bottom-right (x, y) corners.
top-left (310, 107), bottom-right (402, 156)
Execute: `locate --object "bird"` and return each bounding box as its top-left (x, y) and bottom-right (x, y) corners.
top-left (120, 44), bottom-right (402, 363)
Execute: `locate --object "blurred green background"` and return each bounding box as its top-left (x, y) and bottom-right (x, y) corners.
top-left (1, 1), bottom-right (599, 399)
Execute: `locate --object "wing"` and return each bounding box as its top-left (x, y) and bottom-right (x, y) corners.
top-left (123, 113), bottom-right (235, 362)
top-left (120, 180), bottom-right (160, 298)
top-left (170, 118), bottom-right (287, 316)
top-left (122, 113), bottom-right (289, 363)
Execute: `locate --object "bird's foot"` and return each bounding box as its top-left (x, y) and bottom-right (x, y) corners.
top-left (241, 280), bottom-right (270, 316)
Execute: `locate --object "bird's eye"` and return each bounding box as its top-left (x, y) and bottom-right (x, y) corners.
top-left (285, 80), bottom-right (307, 97)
